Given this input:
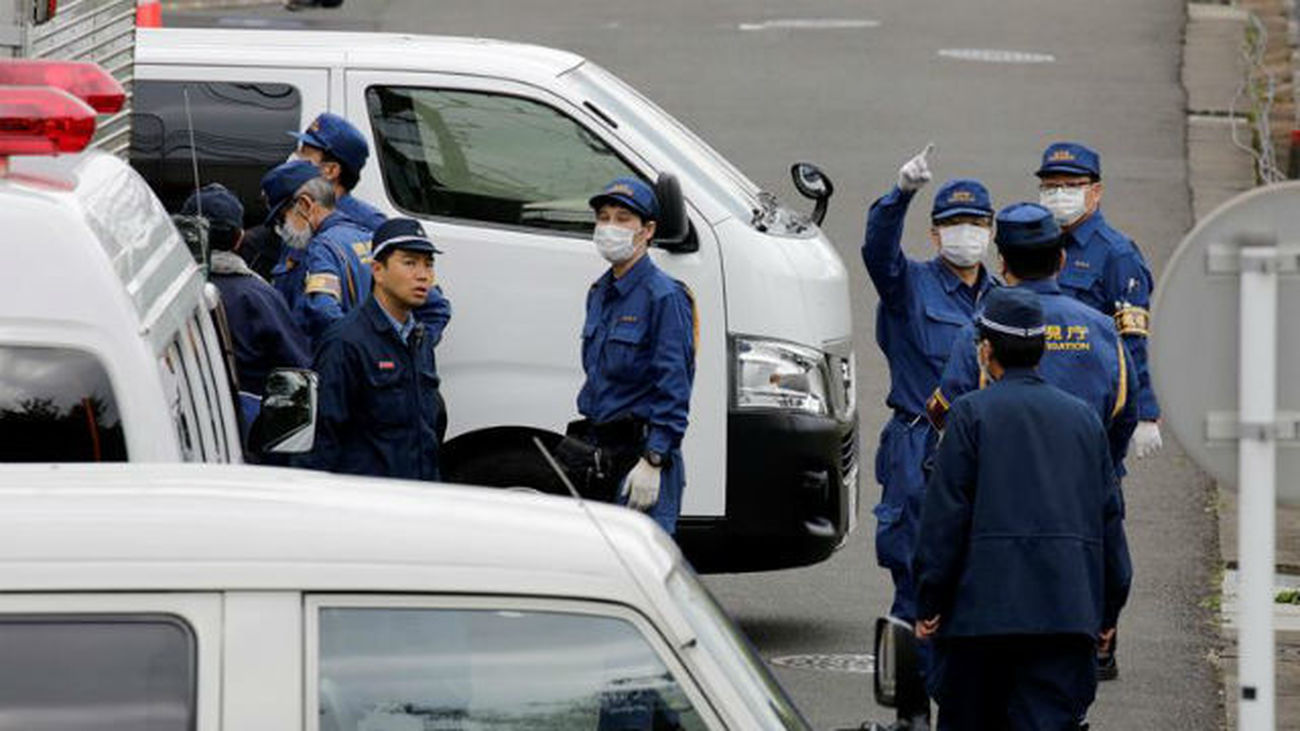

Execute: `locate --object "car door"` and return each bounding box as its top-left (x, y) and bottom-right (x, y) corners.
top-left (305, 594), bottom-right (726, 730)
top-left (0, 593), bottom-right (222, 730)
top-left (345, 70), bottom-right (727, 516)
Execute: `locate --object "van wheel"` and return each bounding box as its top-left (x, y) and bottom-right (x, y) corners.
top-left (440, 430), bottom-right (569, 496)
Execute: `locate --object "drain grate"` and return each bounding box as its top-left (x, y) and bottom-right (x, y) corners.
top-left (769, 653), bottom-right (875, 674)
top-left (937, 48), bottom-right (1056, 64)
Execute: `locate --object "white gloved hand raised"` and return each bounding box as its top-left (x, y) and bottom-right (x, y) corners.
top-left (897, 143), bottom-right (935, 192)
top-left (1132, 421), bottom-right (1163, 459)
top-left (622, 457), bottom-right (662, 512)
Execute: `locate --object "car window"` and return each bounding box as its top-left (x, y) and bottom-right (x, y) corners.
top-left (317, 606), bottom-right (707, 731)
top-left (366, 86), bottom-right (641, 234)
top-left (130, 80), bottom-right (302, 226)
top-left (0, 346), bottom-right (126, 462)
top-left (0, 614), bottom-right (196, 731)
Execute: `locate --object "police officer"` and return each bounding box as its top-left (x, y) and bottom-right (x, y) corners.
top-left (290, 112), bottom-right (452, 344)
top-left (297, 217), bottom-right (444, 479)
top-left (1036, 142), bottom-right (1161, 460)
top-left (862, 144), bottom-right (995, 627)
top-left (180, 184), bottom-right (310, 431)
top-left (914, 287), bottom-right (1132, 730)
top-left (927, 202), bottom-right (1139, 474)
top-left (578, 177), bottom-right (696, 534)
top-left (260, 159), bottom-right (373, 342)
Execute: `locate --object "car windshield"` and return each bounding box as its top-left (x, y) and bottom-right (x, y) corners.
top-left (565, 62), bottom-right (763, 225)
top-left (666, 565), bottom-right (812, 730)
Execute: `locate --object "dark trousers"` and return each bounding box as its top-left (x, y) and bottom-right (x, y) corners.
top-left (932, 634), bottom-right (1096, 731)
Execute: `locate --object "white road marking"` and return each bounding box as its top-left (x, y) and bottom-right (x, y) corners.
top-left (738, 19), bottom-right (880, 32)
top-left (937, 48), bottom-right (1057, 64)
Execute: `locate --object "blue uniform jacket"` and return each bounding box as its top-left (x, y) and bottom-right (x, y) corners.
top-left (1060, 210), bottom-right (1159, 420)
top-left (930, 278), bottom-right (1139, 473)
top-left (209, 255), bottom-right (311, 396)
top-left (915, 369), bottom-right (1132, 637)
top-left (271, 211), bottom-right (375, 343)
top-left (862, 187), bottom-right (992, 417)
top-left (337, 193), bottom-right (388, 232)
top-left (577, 255), bottom-right (695, 455)
top-left (334, 193), bottom-right (453, 345)
top-left (296, 296), bottom-right (442, 480)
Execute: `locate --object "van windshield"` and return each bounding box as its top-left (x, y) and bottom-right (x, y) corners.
top-left (565, 63), bottom-right (764, 225)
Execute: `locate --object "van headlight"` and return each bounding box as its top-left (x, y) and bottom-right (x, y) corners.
top-left (733, 337), bottom-right (831, 416)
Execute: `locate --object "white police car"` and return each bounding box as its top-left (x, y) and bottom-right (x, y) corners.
top-left (0, 462), bottom-right (811, 730)
top-left (0, 60), bottom-right (247, 464)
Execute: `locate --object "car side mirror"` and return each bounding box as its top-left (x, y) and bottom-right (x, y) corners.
top-left (873, 616), bottom-right (925, 710)
top-left (653, 172), bottom-right (699, 254)
top-left (249, 368), bottom-right (319, 455)
top-left (790, 162), bottom-right (834, 226)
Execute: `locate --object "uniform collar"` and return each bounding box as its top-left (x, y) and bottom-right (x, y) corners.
top-left (316, 209), bottom-right (355, 235)
top-left (1066, 209), bottom-right (1105, 247)
top-left (609, 253), bottom-right (655, 297)
top-left (998, 366), bottom-right (1042, 383)
top-left (362, 296), bottom-right (397, 336)
top-left (931, 256), bottom-right (990, 295)
top-left (377, 300), bottom-right (416, 343)
top-left (1016, 278), bottom-right (1061, 296)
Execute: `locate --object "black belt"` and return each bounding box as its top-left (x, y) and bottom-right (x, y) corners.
top-left (892, 410), bottom-right (925, 426)
top-left (590, 416), bottom-right (648, 447)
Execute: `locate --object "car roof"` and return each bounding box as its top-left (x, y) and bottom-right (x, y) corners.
top-left (0, 152), bottom-right (200, 333)
top-left (138, 28), bottom-right (586, 83)
top-left (0, 463), bottom-right (678, 601)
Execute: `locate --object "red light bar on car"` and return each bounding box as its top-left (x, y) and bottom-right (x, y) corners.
top-left (0, 86), bottom-right (98, 158)
top-left (0, 60), bottom-right (126, 114)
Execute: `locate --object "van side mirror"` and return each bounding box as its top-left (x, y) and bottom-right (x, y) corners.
top-left (790, 162), bottom-right (834, 226)
top-left (873, 616), bottom-right (925, 710)
top-left (653, 172), bottom-right (698, 254)
top-left (249, 368), bottom-right (319, 455)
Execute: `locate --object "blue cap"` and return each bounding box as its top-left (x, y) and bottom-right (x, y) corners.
top-left (978, 287), bottom-right (1045, 339)
top-left (589, 177), bottom-right (659, 221)
top-left (1036, 142), bottom-right (1101, 178)
top-left (931, 178), bottom-right (993, 222)
top-left (260, 159), bottom-right (322, 225)
top-left (372, 217), bottom-right (442, 259)
top-left (994, 202), bottom-right (1062, 249)
top-left (289, 112), bottom-right (370, 176)
top-left (181, 183), bottom-right (244, 230)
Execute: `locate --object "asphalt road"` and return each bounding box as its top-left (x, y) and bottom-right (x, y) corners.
top-left (174, 1), bottom-right (1222, 727)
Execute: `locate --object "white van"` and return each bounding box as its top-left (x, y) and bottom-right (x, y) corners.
top-left (0, 463), bottom-right (813, 730)
top-left (133, 28), bottom-right (860, 572)
top-left (0, 65), bottom-right (243, 465)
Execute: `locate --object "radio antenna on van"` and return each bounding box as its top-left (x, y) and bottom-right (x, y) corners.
top-left (170, 85), bottom-right (211, 271)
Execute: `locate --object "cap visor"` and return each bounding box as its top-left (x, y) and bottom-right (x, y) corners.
top-left (1035, 163), bottom-right (1095, 177)
top-left (287, 129), bottom-right (327, 151)
top-left (933, 207), bottom-right (993, 221)
top-left (589, 193), bottom-right (651, 219)
top-left (263, 198), bottom-right (289, 227)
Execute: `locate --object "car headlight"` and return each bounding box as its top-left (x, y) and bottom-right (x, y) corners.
top-left (733, 337), bottom-right (831, 415)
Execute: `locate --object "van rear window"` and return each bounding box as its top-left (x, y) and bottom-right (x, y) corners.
top-left (0, 347), bottom-right (126, 462)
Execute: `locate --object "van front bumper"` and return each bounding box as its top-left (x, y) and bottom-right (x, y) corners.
top-left (676, 409), bottom-right (858, 573)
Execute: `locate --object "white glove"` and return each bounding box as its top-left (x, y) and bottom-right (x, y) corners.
top-left (622, 458), bottom-right (662, 512)
top-left (1132, 421), bottom-right (1163, 459)
top-left (897, 143), bottom-right (935, 192)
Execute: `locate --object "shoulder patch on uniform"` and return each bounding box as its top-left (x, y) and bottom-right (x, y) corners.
top-left (305, 273), bottom-right (343, 300)
top-left (352, 240), bottom-right (374, 265)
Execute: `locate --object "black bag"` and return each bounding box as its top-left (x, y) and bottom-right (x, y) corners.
top-left (556, 418), bottom-right (643, 503)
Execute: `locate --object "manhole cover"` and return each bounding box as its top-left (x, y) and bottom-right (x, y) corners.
top-left (738, 19), bottom-right (880, 31)
top-left (769, 653), bottom-right (875, 674)
top-left (937, 48), bottom-right (1056, 64)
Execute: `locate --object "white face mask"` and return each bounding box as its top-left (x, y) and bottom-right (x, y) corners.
top-left (593, 223), bottom-right (638, 264)
top-left (938, 223), bottom-right (990, 268)
top-left (276, 218), bottom-right (312, 251)
top-left (1040, 186), bottom-right (1089, 226)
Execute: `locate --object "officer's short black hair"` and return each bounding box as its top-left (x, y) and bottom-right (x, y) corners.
top-left (999, 241), bottom-right (1064, 280)
top-left (208, 223), bottom-right (242, 252)
top-left (980, 327), bottom-right (1045, 369)
top-left (318, 148), bottom-right (361, 192)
